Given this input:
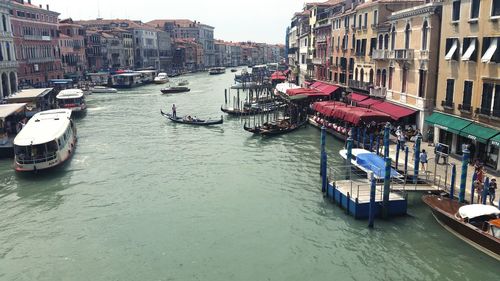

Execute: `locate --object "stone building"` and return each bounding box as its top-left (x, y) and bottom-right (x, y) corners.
top-left (0, 0), bottom-right (18, 99)
top-left (58, 18), bottom-right (86, 80)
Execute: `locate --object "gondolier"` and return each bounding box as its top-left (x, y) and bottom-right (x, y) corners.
top-left (172, 104), bottom-right (177, 118)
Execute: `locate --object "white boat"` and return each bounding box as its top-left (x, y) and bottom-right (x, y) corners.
top-left (13, 109), bottom-right (77, 172)
top-left (154, 73), bottom-right (169, 84)
top-left (208, 67), bottom-right (226, 75)
top-left (177, 79), bottom-right (189, 86)
top-left (90, 86), bottom-right (117, 94)
top-left (231, 81), bottom-right (258, 89)
top-left (56, 89), bottom-right (86, 113)
top-left (339, 148), bottom-right (402, 179)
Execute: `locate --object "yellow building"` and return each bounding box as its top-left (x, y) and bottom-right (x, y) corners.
top-left (430, 0), bottom-right (500, 169)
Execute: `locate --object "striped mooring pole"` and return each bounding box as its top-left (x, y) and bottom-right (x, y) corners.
top-left (368, 172), bottom-right (376, 228)
top-left (458, 148), bottom-right (470, 203)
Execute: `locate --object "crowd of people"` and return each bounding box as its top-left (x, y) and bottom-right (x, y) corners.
top-left (473, 162), bottom-right (497, 205)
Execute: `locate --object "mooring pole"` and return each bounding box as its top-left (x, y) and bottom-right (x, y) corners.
top-left (382, 157), bottom-right (391, 219)
top-left (458, 148), bottom-right (470, 203)
top-left (395, 142), bottom-right (400, 171)
top-left (368, 172), bottom-right (376, 228)
top-left (376, 135), bottom-right (380, 155)
top-left (346, 134), bottom-right (353, 179)
top-left (482, 177), bottom-right (489, 205)
top-left (413, 136), bottom-right (421, 184)
top-left (470, 173), bottom-right (477, 204)
top-left (362, 128), bottom-right (367, 149)
top-left (383, 123), bottom-right (390, 159)
top-left (224, 89), bottom-right (227, 104)
top-left (357, 127), bottom-right (361, 148)
top-left (404, 146), bottom-right (409, 178)
top-left (450, 164), bottom-right (456, 199)
top-left (369, 133), bottom-right (374, 152)
top-left (320, 125), bottom-right (326, 177)
top-left (322, 153), bottom-right (328, 194)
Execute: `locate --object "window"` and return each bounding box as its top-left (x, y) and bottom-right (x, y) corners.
top-left (462, 37), bottom-right (477, 61)
top-left (418, 70), bottom-right (427, 97)
top-left (452, 1), bottom-right (461, 21)
top-left (388, 67), bottom-right (393, 89)
top-left (481, 37), bottom-right (499, 63)
top-left (364, 13), bottom-right (368, 28)
top-left (369, 69), bottom-right (374, 84)
top-left (381, 69), bottom-right (387, 87)
top-left (445, 38), bottom-right (459, 60)
top-left (301, 54), bottom-right (305, 64)
top-left (0, 43), bottom-right (3, 61)
top-left (462, 81), bottom-right (473, 111)
top-left (360, 68), bottom-right (364, 82)
top-left (373, 10), bottom-right (378, 25)
top-left (361, 39), bottom-right (367, 55)
top-left (445, 79), bottom-right (455, 106)
top-left (370, 38), bottom-right (376, 56)
top-left (404, 23), bottom-right (411, 49)
top-left (480, 83), bottom-right (494, 115)
top-left (352, 34), bottom-right (356, 50)
top-left (470, 0), bottom-right (480, 19)
top-left (6, 42), bottom-right (11, 61)
top-left (493, 0), bottom-right (500, 17)
top-left (422, 21), bottom-right (428, 50)
top-left (358, 15), bottom-right (362, 28)
top-left (384, 34), bottom-right (389, 49)
top-left (355, 68), bottom-right (358, 80)
top-left (402, 68), bottom-right (408, 93)
top-left (1, 15), bottom-right (6, 32)
top-left (378, 35), bottom-right (383, 49)
top-left (391, 26), bottom-right (396, 50)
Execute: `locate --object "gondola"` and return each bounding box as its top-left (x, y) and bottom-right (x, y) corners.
top-left (220, 103), bottom-right (286, 116)
top-left (243, 122), bottom-right (262, 134)
top-left (258, 119), bottom-right (308, 137)
top-left (161, 86), bottom-right (190, 94)
top-left (160, 110), bottom-right (223, 126)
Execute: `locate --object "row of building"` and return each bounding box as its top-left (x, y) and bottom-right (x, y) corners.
top-left (0, 0), bottom-right (284, 97)
top-left (287, 0), bottom-right (500, 169)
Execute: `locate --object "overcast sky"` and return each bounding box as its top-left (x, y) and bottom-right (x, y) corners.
top-left (41, 0), bottom-right (306, 44)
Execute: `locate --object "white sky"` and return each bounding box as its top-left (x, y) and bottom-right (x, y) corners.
top-left (40, 0), bottom-right (306, 44)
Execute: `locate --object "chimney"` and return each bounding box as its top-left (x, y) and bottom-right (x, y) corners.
top-left (46, 4), bottom-right (49, 11)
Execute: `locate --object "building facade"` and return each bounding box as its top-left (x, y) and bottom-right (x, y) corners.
top-left (11, 0), bottom-right (62, 86)
top-left (58, 19), bottom-right (86, 79)
top-left (0, 0), bottom-right (18, 99)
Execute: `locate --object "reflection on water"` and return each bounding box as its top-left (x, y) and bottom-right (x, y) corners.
top-left (0, 70), bottom-right (498, 281)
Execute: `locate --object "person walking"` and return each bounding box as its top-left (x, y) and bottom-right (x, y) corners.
top-left (489, 178), bottom-right (497, 205)
top-left (474, 180), bottom-right (483, 204)
top-left (172, 104), bottom-right (177, 118)
top-left (420, 149), bottom-right (428, 171)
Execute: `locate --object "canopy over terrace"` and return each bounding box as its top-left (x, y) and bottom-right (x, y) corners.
top-left (312, 101), bottom-right (392, 126)
top-left (312, 101), bottom-right (347, 115)
top-left (270, 71), bottom-right (287, 81)
top-left (286, 88), bottom-right (329, 98)
top-left (371, 102), bottom-right (416, 121)
top-left (310, 81), bottom-right (339, 95)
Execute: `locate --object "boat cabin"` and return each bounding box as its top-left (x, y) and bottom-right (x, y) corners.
top-left (13, 109), bottom-right (76, 172)
top-left (0, 103), bottom-right (27, 157)
top-left (136, 70), bottom-right (158, 84)
top-left (111, 72), bottom-right (143, 88)
top-left (56, 89), bottom-right (86, 113)
top-left (4, 88), bottom-right (55, 117)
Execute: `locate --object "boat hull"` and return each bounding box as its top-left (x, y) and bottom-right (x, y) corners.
top-left (15, 136), bottom-right (77, 172)
top-left (161, 88), bottom-right (190, 94)
top-left (423, 195), bottom-right (500, 260)
top-left (160, 110), bottom-right (222, 126)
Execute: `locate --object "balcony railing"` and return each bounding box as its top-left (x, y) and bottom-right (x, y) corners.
top-left (418, 50), bottom-right (429, 60)
top-left (312, 57), bottom-right (326, 65)
top-left (372, 49), bottom-right (388, 60)
top-left (23, 35), bottom-right (51, 41)
top-left (0, 61), bottom-right (19, 68)
top-left (441, 100), bottom-right (454, 109)
top-left (370, 87), bottom-right (387, 98)
top-left (349, 79), bottom-right (372, 91)
top-left (27, 57), bottom-right (57, 63)
top-left (388, 49), bottom-right (414, 60)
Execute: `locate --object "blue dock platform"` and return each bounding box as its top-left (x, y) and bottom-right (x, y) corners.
top-left (326, 179), bottom-right (407, 219)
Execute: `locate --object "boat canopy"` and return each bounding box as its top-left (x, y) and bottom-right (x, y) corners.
top-left (357, 98), bottom-right (383, 108)
top-left (356, 151), bottom-right (400, 178)
top-left (312, 101), bottom-right (346, 115)
top-left (348, 92), bottom-right (369, 102)
top-left (459, 204), bottom-right (500, 219)
top-left (56, 89), bottom-right (84, 99)
top-left (0, 103), bottom-right (26, 120)
top-left (310, 81), bottom-right (339, 95)
top-left (6, 88), bottom-right (53, 101)
top-left (14, 109), bottom-right (72, 146)
top-left (275, 82), bottom-right (300, 94)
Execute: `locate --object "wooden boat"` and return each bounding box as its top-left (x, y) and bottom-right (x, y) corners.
top-left (243, 119), bottom-right (307, 136)
top-left (161, 86), bottom-right (190, 94)
top-left (160, 110), bottom-right (223, 126)
top-left (230, 68), bottom-right (238, 72)
top-left (221, 103), bottom-right (286, 116)
top-left (422, 194), bottom-right (500, 261)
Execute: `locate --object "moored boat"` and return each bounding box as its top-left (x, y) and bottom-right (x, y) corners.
top-left (13, 109), bottom-right (77, 172)
top-left (161, 86), bottom-right (190, 94)
top-left (422, 194), bottom-right (500, 261)
top-left (160, 110), bottom-right (223, 126)
top-left (90, 86), bottom-right (117, 94)
top-left (208, 67), bottom-right (226, 75)
top-left (154, 73), bottom-right (169, 84)
top-left (230, 68), bottom-right (238, 72)
top-left (221, 103), bottom-right (285, 116)
top-left (339, 148), bottom-right (402, 179)
top-left (56, 89), bottom-right (86, 114)
top-left (259, 119), bottom-right (307, 137)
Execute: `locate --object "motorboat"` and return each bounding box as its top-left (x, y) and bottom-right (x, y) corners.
top-left (230, 68), bottom-right (238, 72)
top-left (90, 86), bottom-right (117, 94)
top-left (154, 73), bottom-right (169, 84)
top-left (13, 109), bottom-right (77, 172)
top-left (339, 148), bottom-right (402, 179)
top-left (208, 67), bottom-right (226, 75)
top-left (161, 86), bottom-right (190, 94)
top-left (423, 195), bottom-right (500, 261)
top-left (56, 89), bottom-right (86, 114)
top-left (231, 81), bottom-right (258, 89)
top-left (177, 79), bottom-right (189, 86)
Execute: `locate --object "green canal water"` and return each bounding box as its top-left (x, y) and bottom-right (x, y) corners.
top-left (0, 71), bottom-right (498, 280)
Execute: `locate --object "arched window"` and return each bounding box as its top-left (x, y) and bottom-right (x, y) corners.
top-left (384, 34), bottom-right (389, 49)
top-left (360, 69), bottom-right (364, 82)
top-left (422, 21), bottom-right (428, 50)
top-left (376, 69), bottom-right (381, 86)
top-left (404, 23), bottom-right (411, 49)
top-left (369, 69), bottom-right (374, 84)
top-left (378, 35), bottom-right (383, 49)
top-left (381, 69), bottom-right (387, 87)
top-left (2, 15), bottom-right (6, 32)
top-left (355, 68), bottom-right (359, 81)
top-left (6, 42), bottom-right (11, 61)
top-left (0, 43), bottom-right (3, 61)
top-left (391, 26), bottom-right (396, 50)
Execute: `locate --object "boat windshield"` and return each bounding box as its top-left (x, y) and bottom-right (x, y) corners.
top-left (58, 98), bottom-right (83, 107)
top-left (15, 140), bottom-right (58, 164)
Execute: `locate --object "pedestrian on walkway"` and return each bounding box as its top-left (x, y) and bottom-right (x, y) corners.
top-left (435, 143), bottom-right (441, 164)
top-left (420, 149), bottom-right (428, 171)
top-left (474, 180), bottom-right (483, 204)
top-left (489, 178), bottom-right (497, 205)
top-left (427, 128), bottom-right (434, 146)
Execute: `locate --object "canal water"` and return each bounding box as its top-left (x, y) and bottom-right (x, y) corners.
top-left (0, 71), bottom-right (498, 280)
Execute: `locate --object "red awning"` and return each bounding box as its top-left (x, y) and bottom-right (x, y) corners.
top-left (311, 81), bottom-right (339, 95)
top-left (311, 81), bottom-right (322, 88)
top-left (313, 101), bottom-right (347, 116)
top-left (348, 92), bottom-right (369, 102)
top-left (283, 69), bottom-right (291, 75)
top-left (286, 88), bottom-right (319, 96)
top-left (371, 102), bottom-right (417, 120)
top-left (343, 108), bottom-right (392, 125)
top-left (357, 98), bottom-right (383, 108)
top-left (271, 71), bottom-right (286, 81)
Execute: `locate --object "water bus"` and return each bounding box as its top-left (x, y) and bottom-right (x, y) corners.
top-left (56, 89), bottom-right (86, 114)
top-left (13, 109), bottom-right (77, 172)
top-left (209, 67), bottom-right (226, 75)
top-left (90, 86), bottom-right (117, 94)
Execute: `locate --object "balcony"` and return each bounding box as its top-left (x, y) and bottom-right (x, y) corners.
top-left (28, 57), bottom-right (58, 63)
top-left (0, 61), bottom-right (18, 69)
top-left (441, 100), bottom-right (454, 109)
top-left (312, 57), bottom-right (326, 65)
top-left (458, 103), bottom-right (472, 113)
top-left (372, 49), bottom-right (388, 60)
top-left (316, 36), bottom-right (327, 43)
top-left (23, 35), bottom-right (51, 41)
top-left (351, 25), bottom-right (356, 31)
top-left (370, 87), bottom-right (387, 98)
top-left (388, 49), bottom-right (414, 60)
top-left (417, 50), bottom-right (429, 61)
top-left (349, 79), bottom-right (372, 91)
